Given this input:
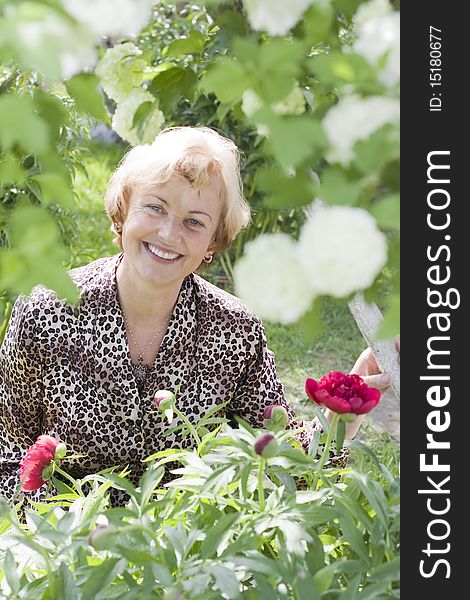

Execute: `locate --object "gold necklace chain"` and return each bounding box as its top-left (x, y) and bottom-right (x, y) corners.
top-left (121, 306), bottom-right (170, 364)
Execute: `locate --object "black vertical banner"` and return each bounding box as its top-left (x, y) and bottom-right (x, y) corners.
top-left (401, 2), bottom-right (466, 596)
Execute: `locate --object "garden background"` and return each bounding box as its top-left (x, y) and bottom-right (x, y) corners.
top-left (0, 1), bottom-right (400, 598)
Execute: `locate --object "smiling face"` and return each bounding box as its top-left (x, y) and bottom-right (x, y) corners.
top-left (120, 173), bottom-right (222, 291)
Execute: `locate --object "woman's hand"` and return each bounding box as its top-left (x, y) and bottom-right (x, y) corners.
top-left (325, 337), bottom-right (400, 439)
top-left (350, 336), bottom-right (400, 392)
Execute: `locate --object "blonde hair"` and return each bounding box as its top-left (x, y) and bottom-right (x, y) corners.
top-left (104, 126), bottom-right (251, 253)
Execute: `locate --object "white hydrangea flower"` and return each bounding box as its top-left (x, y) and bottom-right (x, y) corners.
top-left (272, 82), bottom-right (306, 115)
top-left (322, 94), bottom-right (400, 165)
top-left (95, 42), bottom-right (146, 102)
top-left (62, 0), bottom-right (154, 39)
top-left (241, 89), bottom-right (263, 118)
top-left (243, 0), bottom-right (314, 36)
top-left (352, 0), bottom-right (400, 87)
top-left (112, 90), bottom-right (165, 146)
top-left (234, 233), bottom-right (316, 324)
top-left (16, 15), bottom-right (97, 80)
top-left (354, 0), bottom-right (391, 28)
top-left (298, 206), bottom-right (387, 297)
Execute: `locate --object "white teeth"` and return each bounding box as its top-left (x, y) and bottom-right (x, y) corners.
top-left (147, 243), bottom-right (179, 260)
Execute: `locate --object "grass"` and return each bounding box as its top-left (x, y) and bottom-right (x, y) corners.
top-left (70, 140), bottom-right (400, 478)
top-left (68, 140), bottom-right (126, 267)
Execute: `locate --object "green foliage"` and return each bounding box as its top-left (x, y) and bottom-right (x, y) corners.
top-left (0, 417), bottom-right (399, 598)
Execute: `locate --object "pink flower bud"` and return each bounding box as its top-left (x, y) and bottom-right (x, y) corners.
top-left (153, 390), bottom-right (176, 411)
top-left (254, 434), bottom-right (279, 458)
top-left (88, 525), bottom-right (118, 551)
top-left (263, 404), bottom-right (289, 430)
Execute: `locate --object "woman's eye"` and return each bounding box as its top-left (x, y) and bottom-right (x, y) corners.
top-left (149, 205), bottom-right (163, 213)
top-left (187, 218), bottom-right (204, 227)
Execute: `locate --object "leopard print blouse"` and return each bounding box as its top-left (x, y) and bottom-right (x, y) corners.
top-left (0, 253), bottom-right (347, 509)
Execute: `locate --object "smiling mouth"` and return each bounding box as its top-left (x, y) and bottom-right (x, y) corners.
top-left (144, 242), bottom-right (182, 262)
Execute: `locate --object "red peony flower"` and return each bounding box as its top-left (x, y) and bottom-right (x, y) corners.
top-left (19, 435), bottom-right (61, 492)
top-left (305, 371), bottom-right (381, 415)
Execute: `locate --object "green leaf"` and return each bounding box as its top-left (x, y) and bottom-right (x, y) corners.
top-left (303, 1), bottom-right (335, 46)
top-left (81, 558), bottom-right (124, 600)
top-left (33, 89), bottom-right (70, 140)
top-left (350, 581), bottom-right (389, 599)
top-left (251, 574), bottom-right (279, 600)
top-left (375, 294), bottom-right (400, 340)
top-left (281, 448), bottom-right (314, 465)
top-left (308, 429), bottom-right (321, 459)
top-left (370, 194), bottom-right (400, 230)
top-left (336, 418), bottom-right (346, 453)
top-left (131, 100), bottom-right (157, 140)
top-left (116, 545), bottom-right (157, 566)
top-left (199, 58), bottom-right (250, 103)
top-left (0, 202), bottom-right (78, 302)
top-left (33, 172), bottom-right (75, 209)
top-left (139, 465), bottom-right (164, 505)
top-left (210, 564), bottom-right (241, 598)
top-left (228, 554), bottom-right (282, 579)
top-left (309, 52), bottom-right (377, 91)
top-left (268, 466), bottom-right (297, 492)
top-left (295, 298), bottom-right (323, 343)
top-left (149, 66), bottom-right (197, 112)
top-left (102, 473), bottom-right (138, 499)
top-left (370, 556), bottom-right (400, 582)
top-left (3, 549), bottom-right (20, 595)
top-left (339, 574), bottom-right (361, 599)
top-left (56, 562), bottom-right (78, 600)
top-left (353, 124), bottom-right (400, 175)
top-left (332, 0), bottom-right (363, 20)
top-left (150, 562), bottom-right (175, 587)
top-left (234, 38), bottom-right (305, 103)
top-left (166, 30), bottom-right (205, 57)
top-left (318, 167), bottom-right (362, 206)
top-left (346, 471), bottom-right (388, 528)
top-left (304, 531), bottom-right (326, 575)
top-left (276, 519), bottom-right (312, 556)
top-left (312, 564), bottom-right (336, 594)
top-left (336, 505), bottom-right (370, 563)
top-left (293, 573), bottom-right (321, 599)
top-left (0, 154), bottom-right (26, 184)
top-left (214, 10), bottom-right (249, 46)
top-left (257, 166), bottom-right (316, 209)
top-left (200, 512), bottom-right (239, 558)
top-left (0, 95), bottom-right (49, 154)
top-left (262, 113), bottom-right (327, 168)
top-left (65, 73), bottom-right (107, 122)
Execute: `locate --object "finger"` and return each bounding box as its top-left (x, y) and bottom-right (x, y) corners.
top-left (362, 373), bottom-right (392, 391)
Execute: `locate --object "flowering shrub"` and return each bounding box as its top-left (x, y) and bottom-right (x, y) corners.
top-left (298, 205), bottom-right (388, 297)
top-left (233, 233), bottom-right (316, 324)
top-left (1, 0), bottom-right (400, 341)
top-left (0, 391), bottom-right (399, 598)
top-left (95, 42), bottom-right (147, 103)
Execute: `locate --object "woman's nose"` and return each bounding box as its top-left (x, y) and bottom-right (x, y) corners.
top-left (158, 215), bottom-right (181, 241)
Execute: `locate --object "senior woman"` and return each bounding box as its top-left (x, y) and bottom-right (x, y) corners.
top-left (0, 126), bottom-right (391, 507)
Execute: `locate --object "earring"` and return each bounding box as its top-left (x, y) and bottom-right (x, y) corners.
top-left (203, 253), bottom-right (213, 263)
